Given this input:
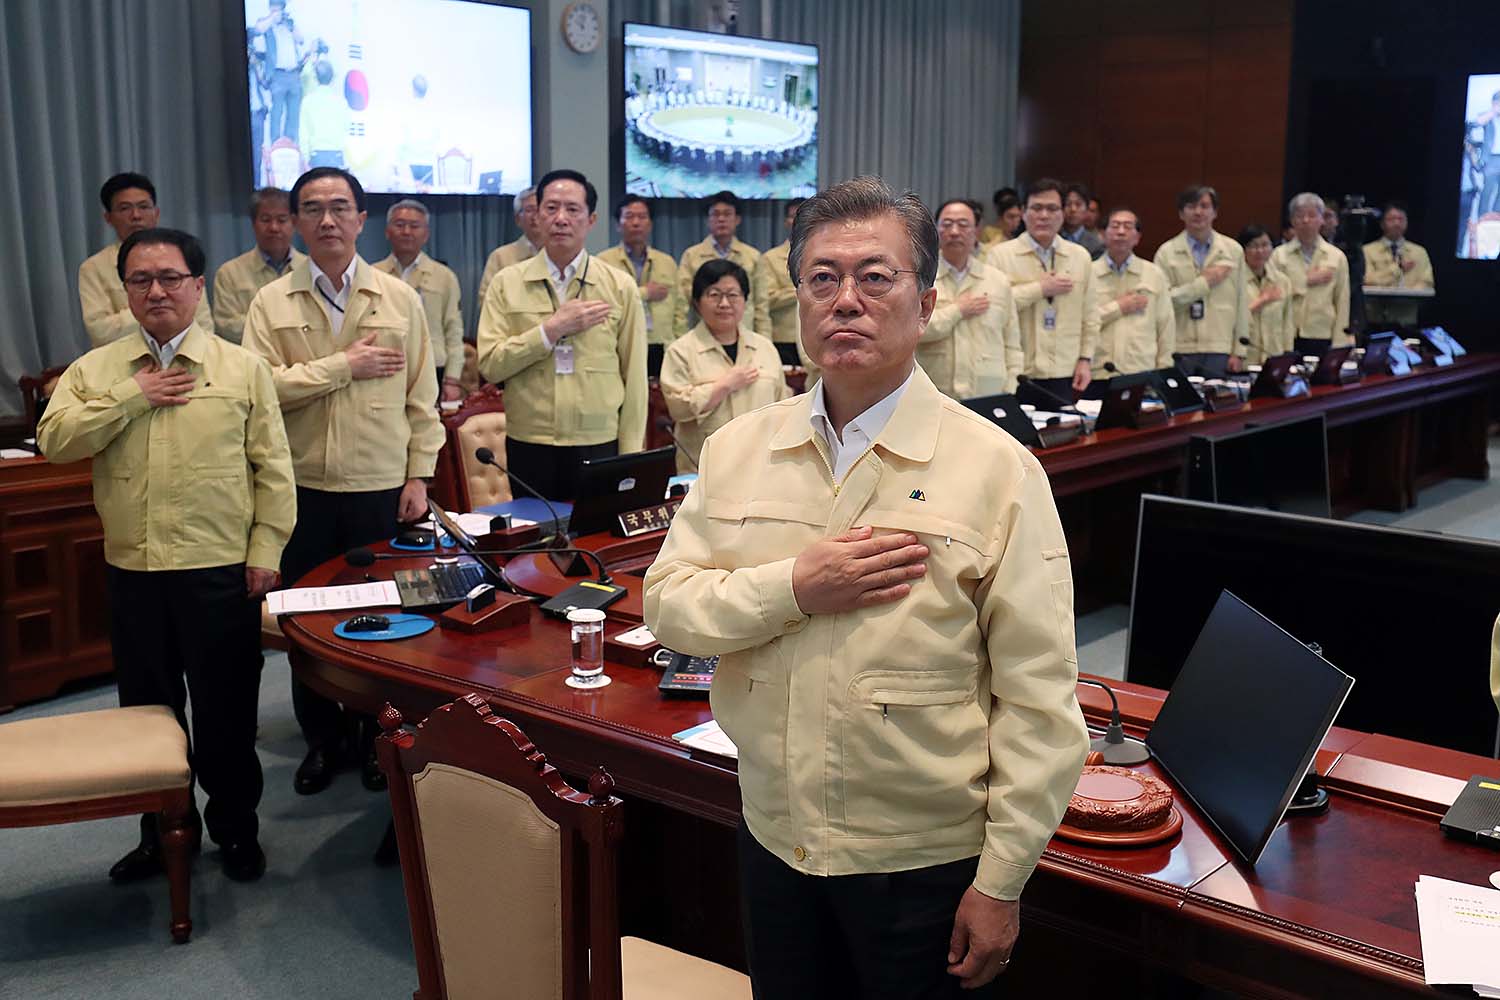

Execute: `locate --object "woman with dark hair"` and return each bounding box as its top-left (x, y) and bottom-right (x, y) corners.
top-left (659, 259), bottom-right (789, 472)
top-left (1238, 224), bottom-right (1292, 364)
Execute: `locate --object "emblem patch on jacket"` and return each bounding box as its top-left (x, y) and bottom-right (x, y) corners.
top-left (909, 489), bottom-right (926, 501)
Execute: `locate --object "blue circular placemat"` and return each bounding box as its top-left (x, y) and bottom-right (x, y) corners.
top-left (333, 613), bottom-right (435, 642)
top-left (390, 536), bottom-right (436, 551)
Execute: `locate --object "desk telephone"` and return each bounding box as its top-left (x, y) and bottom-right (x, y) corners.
top-left (653, 647), bottom-right (718, 696)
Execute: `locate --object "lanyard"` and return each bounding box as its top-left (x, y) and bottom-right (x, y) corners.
top-left (542, 255), bottom-right (591, 311)
top-left (316, 283), bottom-right (346, 315)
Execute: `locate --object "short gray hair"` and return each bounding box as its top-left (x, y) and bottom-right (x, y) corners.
top-left (1288, 192), bottom-right (1325, 220)
top-left (248, 186), bottom-right (290, 218)
top-left (787, 176), bottom-right (938, 291)
top-left (386, 199), bottom-right (429, 225)
top-left (513, 185), bottom-right (536, 219)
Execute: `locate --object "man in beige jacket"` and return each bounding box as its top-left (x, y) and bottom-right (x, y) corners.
top-left (918, 198), bottom-right (1022, 398)
top-left (1092, 208), bottom-right (1175, 379)
top-left (988, 178), bottom-right (1100, 400)
top-left (477, 169), bottom-right (647, 500)
top-left (1272, 192), bottom-right (1352, 352)
top-left (212, 187), bottom-right (304, 344)
top-left (755, 199), bottom-right (805, 350)
top-left (242, 166), bottom-right (442, 795)
top-left (676, 190), bottom-right (769, 336)
top-left (1153, 185), bottom-right (1249, 377)
top-left (1362, 201), bottom-right (1433, 327)
top-left (374, 198), bottom-right (465, 401)
top-left (596, 194), bottom-right (679, 372)
top-left (79, 172), bottom-right (213, 348)
top-left (477, 185), bottom-right (541, 303)
top-left (645, 176), bottom-right (1088, 997)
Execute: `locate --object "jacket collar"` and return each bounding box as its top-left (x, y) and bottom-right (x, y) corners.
top-left (288, 254), bottom-right (379, 298)
top-left (125, 321), bottom-right (211, 364)
top-left (688, 322), bottom-right (758, 355)
top-left (769, 363), bottom-right (940, 464)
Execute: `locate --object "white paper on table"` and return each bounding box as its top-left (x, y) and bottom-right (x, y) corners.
top-left (1414, 874), bottom-right (1500, 991)
top-left (265, 581), bottom-right (401, 616)
top-left (420, 512), bottom-right (537, 537)
top-left (673, 720), bottom-right (738, 760)
top-left (1074, 399), bottom-right (1103, 418)
top-left (1028, 410), bottom-right (1083, 429)
top-left (0, 448), bottom-right (34, 460)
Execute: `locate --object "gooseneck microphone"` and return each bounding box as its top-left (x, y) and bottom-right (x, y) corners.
top-left (1076, 677), bottom-right (1152, 765)
top-left (654, 415), bottom-right (698, 471)
top-left (473, 447), bottom-right (568, 546)
top-left (345, 545), bottom-right (612, 585)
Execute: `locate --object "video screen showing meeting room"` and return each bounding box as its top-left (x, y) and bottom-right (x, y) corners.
top-left (623, 23), bottom-right (819, 199)
top-left (244, 0), bottom-right (532, 196)
top-left (1460, 73), bottom-right (1500, 258)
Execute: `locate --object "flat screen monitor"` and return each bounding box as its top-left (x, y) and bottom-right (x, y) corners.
top-left (1461, 73), bottom-right (1500, 259)
top-left (569, 447), bottom-right (676, 536)
top-left (1186, 414), bottom-right (1331, 518)
top-left (1146, 590), bottom-right (1354, 864)
top-left (244, 0), bottom-right (532, 195)
top-left (623, 23), bottom-right (818, 200)
top-left (1127, 495), bottom-right (1500, 756)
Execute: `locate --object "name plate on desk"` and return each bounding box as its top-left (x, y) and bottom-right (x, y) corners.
top-left (614, 498), bottom-right (682, 538)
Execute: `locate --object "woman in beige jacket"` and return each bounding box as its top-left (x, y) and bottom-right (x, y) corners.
top-left (659, 259), bottom-right (790, 473)
top-left (1238, 225), bottom-right (1294, 364)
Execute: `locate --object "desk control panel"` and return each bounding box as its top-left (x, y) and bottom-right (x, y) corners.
top-left (655, 649), bottom-right (718, 696)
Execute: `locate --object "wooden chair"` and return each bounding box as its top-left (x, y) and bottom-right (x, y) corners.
top-left (264, 137), bottom-right (304, 189)
top-left (18, 365), bottom-right (68, 435)
top-left (436, 148), bottom-right (474, 189)
top-left (0, 705), bottom-right (195, 943)
top-left (437, 386), bottom-right (511, 512)
top-left (377, 695), bottom-right (750, 1000)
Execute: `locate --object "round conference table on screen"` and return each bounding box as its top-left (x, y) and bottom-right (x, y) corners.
top-left (280, 525), bottom-right (1500, 998)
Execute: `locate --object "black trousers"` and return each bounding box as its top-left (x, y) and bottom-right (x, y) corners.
top-left (109, 564), bottom-right (263, 846)
top-left (280, 485), bottom-right (402, 750)
top-left (503, 438), bottom-right (618, 503)
top-left (737, 823), bottom-right (988, 999)
top-left (1293, 337), bottom-right (1332, 358)
top-left (1173, 352), bottom-right (1230, 378)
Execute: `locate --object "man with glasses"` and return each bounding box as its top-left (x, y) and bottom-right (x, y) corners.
top-left (242, 166), bottom-right (443, 798)
top-left (476, 168), bottom-right (647, 501)
top-left (988, 178), bottom-right (1100, 401)
top-left (40, 227), bottom-right (295, 884)
top-left (1153, 184), bottom-right (1249, 377)
top-left (375, 199), bottom-right (465, 401)
top-left (917, 198), bottom-right (1021, 399)
top-left (676, 190), bottom-right (770, 337)
top-left (79, 172), bottom-right (213, 348)
top-left (212, 187), bottom-right (304, 344)
top-left (646, 176), bottom-right (1087, 998)
top-left (478, 186), bottom-right (542, 303)
top-left (597, 194), bottom-right (679, 374)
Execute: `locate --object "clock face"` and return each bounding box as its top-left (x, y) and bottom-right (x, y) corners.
top-left (562, 2), bottom-right (601, 54)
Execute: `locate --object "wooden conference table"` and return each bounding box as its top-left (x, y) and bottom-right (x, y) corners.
top-left (285, 524), bottom-right (1500, 998)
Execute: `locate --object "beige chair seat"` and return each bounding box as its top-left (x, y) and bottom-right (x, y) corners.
top-left (0, 705), bottom-right (189, 807)
top-left (621, 936), bottom-right (751, 998)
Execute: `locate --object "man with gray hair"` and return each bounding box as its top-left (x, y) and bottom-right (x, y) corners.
top-left (213, 187), bottom-right (305, 344)
top-left (375, 199), bottom-right (465, 399)
top-left (645, 176), bottom-right (1088, 997)
top-left (1271, 192), bottom-right (1351, 351)
top-left (477, 185), bottom-right (543, 302)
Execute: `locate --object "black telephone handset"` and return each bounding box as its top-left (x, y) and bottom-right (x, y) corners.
top-left (653, 648), bottom-right (719, 696)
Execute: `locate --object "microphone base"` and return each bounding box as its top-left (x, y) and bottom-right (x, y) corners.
top-left (1088, 734), bottom-right (1152, 766)
top-left (1285, 774), bottom-right (1330, 816)
top-left (548, 547), bottom-right (591, 578)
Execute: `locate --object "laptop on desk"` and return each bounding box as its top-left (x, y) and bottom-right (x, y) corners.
top-left (390, 502), bottom-right (505, 610)
top-left (960, 394), bottom-right (1042, 448)
top-left (568, 447), bottom-right (676, 537)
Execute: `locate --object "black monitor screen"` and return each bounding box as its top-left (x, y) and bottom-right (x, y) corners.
top-left (1186, 414), bottom-right (1330, 518)
top-left (1146, 590), bottom-right (1354, 864)
top-left (1127, 495), bottom-right (1500, 756)
top-left (569, 446), bottom-right (676, 536)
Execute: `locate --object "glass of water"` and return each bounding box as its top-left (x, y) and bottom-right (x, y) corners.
top-left (565, 608), bottom-right (610, 689)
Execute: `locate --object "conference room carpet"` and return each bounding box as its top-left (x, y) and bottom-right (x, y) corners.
top-left (4, 438), bottom-right (1497, 998)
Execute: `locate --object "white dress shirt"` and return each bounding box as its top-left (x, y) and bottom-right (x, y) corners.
top-left (539, 248), bottom-right (588, 350)
top-left (809, 365), bottom-right (916, 483)
top-left (309, 255), bottom-right (357, 338)
top-left (141, 324), bottom-right (192, 369)
top-left (940, 257), bottom-right (970, 286)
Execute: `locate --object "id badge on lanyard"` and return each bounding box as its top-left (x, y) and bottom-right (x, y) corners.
top-left (548, 257), bottom-right (591, 376)
top-left (1043, 304), bottom-right (1058, 331)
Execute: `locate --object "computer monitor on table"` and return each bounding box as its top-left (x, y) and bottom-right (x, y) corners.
top-left (568, 446), bottom-right (676, 537)
top-left (1186, 414), bottom-right (1330, 518)
top-left (1127, 495), bottom-right (1500, 757)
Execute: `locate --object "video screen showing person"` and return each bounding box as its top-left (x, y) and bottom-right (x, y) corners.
top-left (624, 23), bottom-right (819, 200)
top-left (245, 0), bottom-right (532, 196)
top-left (1459, 73), bottom-right (1500, 258)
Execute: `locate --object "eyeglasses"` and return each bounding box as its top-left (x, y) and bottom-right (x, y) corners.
top-left (937, 219), bottom-right (975, 231)
top-left (702, 289), bottom-right (743, 304)
top-left (124, 271), bottom-right (193, 294)
top-left (798, 266), bottom-right (918, 301)
top-left (1026, 203), bottom-right (1063, 215)
top-left (298, 201), bottom-right (356, 220)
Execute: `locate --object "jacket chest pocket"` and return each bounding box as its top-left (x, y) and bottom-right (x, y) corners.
top-left (353, 321), bottom-right (409, 354)
top-left (703, 496), bottom-right (826, 569)
top-left (179, 387), bottom-right (250, 471)
top-left (270, 324), bottom-right (325, 364)
top-left (837, 668), bottom-right (989, 838)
